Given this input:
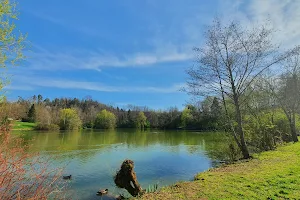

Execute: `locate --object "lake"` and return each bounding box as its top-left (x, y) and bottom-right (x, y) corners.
top-left (14, 129), bottom-right (225, 199)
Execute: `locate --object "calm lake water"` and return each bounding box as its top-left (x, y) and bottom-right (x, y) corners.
top-left (14, 129), bottom-right (224, 199)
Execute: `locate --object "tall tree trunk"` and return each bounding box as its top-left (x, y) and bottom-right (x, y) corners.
top-left (233, 94), bottom-right (250, 159)
top-left (217, 68), bottom-right (243, 151)
top-left (228, 62), bottom-right (250, 159)
top-left (290, 112), bottom-right (298, 142)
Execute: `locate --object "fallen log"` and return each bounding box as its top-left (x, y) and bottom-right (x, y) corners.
top-left (114, 159), bottom-right (144, 197)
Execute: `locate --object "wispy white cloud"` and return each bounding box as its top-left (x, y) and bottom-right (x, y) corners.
top-left (25, 0), bottom-right (300, 73)
top-left (26, 11), bottom-right (101, 37)
top-left (9, 76), bottom-right (185, 93)
top-left (4, 85), bottom-right (35, 91)
top-left (218, 0), bottom-right (300, 49)
top-left (26, 46), bottom-right (192, 72)
top-left (247, 0), bottom-right (300, 49)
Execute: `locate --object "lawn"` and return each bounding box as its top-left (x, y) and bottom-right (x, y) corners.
top-left (140, 141), bottom-right (300, 200)
top-left (12, 121), bottom-right (37, 130)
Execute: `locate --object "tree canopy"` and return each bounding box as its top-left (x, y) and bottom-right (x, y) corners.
top-left (94, 109), bottom-right (117, 129)
top-left (0, 0), bottom-right (25, 97)
top-left (135, 111), bottom-right (147, 129)
top-left (59, 108), bottom-right (82, 130)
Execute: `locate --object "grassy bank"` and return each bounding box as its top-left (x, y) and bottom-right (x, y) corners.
top-left (141, 141), bottom-right (300, 200)
top-left (12, 121), bottom-right (36, 130)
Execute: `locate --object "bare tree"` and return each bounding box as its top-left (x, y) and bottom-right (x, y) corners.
top-left (266, 54), bottom-right (300, 142)
top-left (185, 19), bottom-right (299, 159)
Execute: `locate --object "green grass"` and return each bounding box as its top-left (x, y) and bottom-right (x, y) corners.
top-left (12, 121), bottom-right (37, 130)
top-left (141, 140), bottom-right (300, 200)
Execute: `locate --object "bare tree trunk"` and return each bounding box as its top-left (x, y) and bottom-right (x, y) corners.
top-left (290, 112), bottom-right (298, 142)
top-left (216, 63), bottom-right (243, 151)
top-left (283, 109), bottom-right (298, 143)
top-left (228, 61), bottom-right (250, 159)
top-left (233, 94), bottom-right (250, 159)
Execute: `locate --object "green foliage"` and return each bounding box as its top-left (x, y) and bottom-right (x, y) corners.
top-left (59, 108), bottom-right (82, 130)
top-left (0, 0), bottom-right (26, 93)
top-left (209, 97), bottom-right (223, 128)
top-left (127, 109), bottom-right (135, 128)
top-left (272, 110), bottom-right (300, 141)
top-left (35, 123), bottom-right (60, 131)
top-left (243, 109), bottom-right (300, 152)
top-left (151, 108), bottom-right (181, 129)
top-left (135, 111), bottom-right (147, 129)
top-left (180, 99), bottom-right (224, 130)
top-left (244, 111), bottom-right (277, 152)
top-left (272, 110), bottom-right (292, 141)
top-left (209, 141), bottom-right (241, 163)
top-left (83, 121), bottom-right (94, 129)
top-left (210, 97), bottom-right (222, 118)
top-left (203, 133), bottom-right (242, 163)
top-left (27, 104), bottom-right (36, 123)
top-left (94, 109), bottom-right (116, 129)
top-left (145, 120), bottom-right (151, 128)
top-left (7, 95), bottom-right (225, 131)
top-left (180, 107), bottom-right (193, 128)
top-left (146, 183), bottom-right (159, 193)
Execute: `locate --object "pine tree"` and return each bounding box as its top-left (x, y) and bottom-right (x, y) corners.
top-left (28, 104), bottom-right (36, 123)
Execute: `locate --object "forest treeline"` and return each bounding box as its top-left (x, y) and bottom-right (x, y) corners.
top-left (0, 95), bottom-right (222, 131)
top-left (2, 77), bottom-right (300, 160)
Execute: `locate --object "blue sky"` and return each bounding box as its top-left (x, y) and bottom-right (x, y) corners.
top-left (4, 0), bottom-right (300, 109)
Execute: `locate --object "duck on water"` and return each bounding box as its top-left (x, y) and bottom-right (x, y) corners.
top-left (96, 189), bottom-right (124, 199)
top-left (63, 175), bottom-right (72, 180)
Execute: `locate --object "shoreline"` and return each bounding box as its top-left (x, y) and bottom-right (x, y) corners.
top-left (139, 140), bottom-right (300, 199)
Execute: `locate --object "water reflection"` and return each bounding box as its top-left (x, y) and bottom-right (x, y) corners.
top-left (13, 129), bottom-right (224, 200)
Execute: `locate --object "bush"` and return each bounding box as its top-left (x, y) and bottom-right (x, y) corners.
top-left (243, 110), bottom-right (299, 152)
top-left (0, 122), bottom-right (67, 199)
top-left (135, 111), bottom-right (148, 129)
top-left (83, 122), bottom-right (94, 129)
top-left (59, 108), bottom-right (82, 130)
top-left (244, 112), bottom-right (278, 152)
top-left (207, 140), bottom-right (241, 163)
top-left (94, 109), bottom-right (116, 129)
